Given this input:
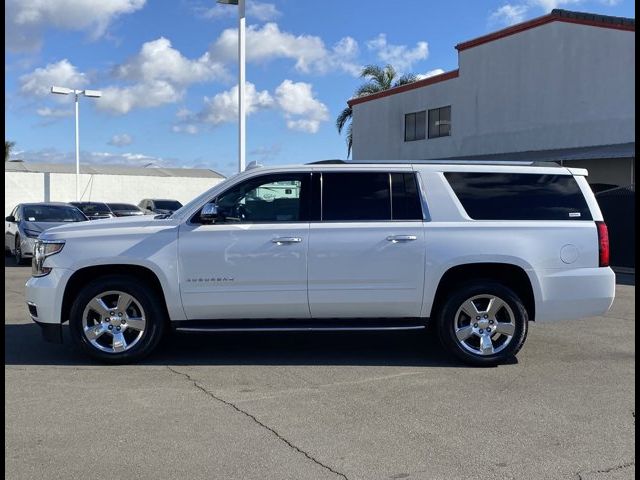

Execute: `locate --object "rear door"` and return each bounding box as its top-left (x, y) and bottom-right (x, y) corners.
top-left (308, 170), bottom-right (426, 318)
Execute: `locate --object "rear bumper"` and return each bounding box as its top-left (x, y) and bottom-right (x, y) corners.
top-left (535, 267), bottom-right (616, 322)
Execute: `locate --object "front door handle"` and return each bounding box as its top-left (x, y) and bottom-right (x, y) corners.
top-left (386, 235), bottom-right (417, 243)
top-left (272, 237), bottom-right (302, 245)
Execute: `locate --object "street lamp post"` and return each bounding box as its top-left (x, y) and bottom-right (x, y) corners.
top-left (50, 86), bottom-right (102, 201)
top-left (217, 0), bottom-right (246, 173)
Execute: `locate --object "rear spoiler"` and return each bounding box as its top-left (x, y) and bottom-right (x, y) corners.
top-left (567, 167), bottom-right (588, 176)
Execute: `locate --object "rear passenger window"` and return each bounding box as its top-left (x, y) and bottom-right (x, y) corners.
top-left (391, 173), bottom-right (423, 220)
top-left (322, 172), bottom-right (391, 221)
top-left (444, 172), bottom-right (592, 220)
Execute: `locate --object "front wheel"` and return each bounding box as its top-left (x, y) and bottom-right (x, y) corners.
top-left (14, 236), bottom-right (27, 265)
top-left (69, 275), bottom-right (166, 364)
top-left (436, 281), bottom-right (528, 366)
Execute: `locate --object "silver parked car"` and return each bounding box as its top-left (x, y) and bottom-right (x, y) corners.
top-left (5, 203), bottom-right (88, 264)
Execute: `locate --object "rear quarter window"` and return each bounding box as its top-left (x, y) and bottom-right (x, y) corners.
top-left (444, 172), bottom-right (592, 220)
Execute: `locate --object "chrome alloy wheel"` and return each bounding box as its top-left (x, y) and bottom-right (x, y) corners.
top-left (453, 294), bottom-right (516, 356)
top-left (82, 290), bottom-right (146, 353)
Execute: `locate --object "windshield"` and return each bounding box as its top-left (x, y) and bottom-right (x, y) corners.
top-left (108, 203), bottom-right (139, 210)
top-left (23, 205), bottom-right (87, 223)
top-left (155, 200), bottom-right (182, 210)
top-left (74, 203), bottom-right (111, 215)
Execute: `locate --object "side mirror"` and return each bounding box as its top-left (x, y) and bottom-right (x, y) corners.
top-left (200, 203), bottom-right (219, 222)
top-left (5, 215), bottom-right (15, 222)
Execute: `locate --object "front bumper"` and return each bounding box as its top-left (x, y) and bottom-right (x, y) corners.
top-left (25, 268), bottom-right (73, 343)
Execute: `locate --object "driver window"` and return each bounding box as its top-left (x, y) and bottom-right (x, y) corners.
top-left (214, 173), bottom-right (309, 223)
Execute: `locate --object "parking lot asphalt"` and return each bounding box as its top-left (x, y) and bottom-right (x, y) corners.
top-left (4, 258), bottom-right (636, 480)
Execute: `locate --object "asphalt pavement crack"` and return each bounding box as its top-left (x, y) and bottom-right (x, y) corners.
top-left (576, 460), bottom-right (635, 479)
top-left (166, 366), bottom-right (349, 480)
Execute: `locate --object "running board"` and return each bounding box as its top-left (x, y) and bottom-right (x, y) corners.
top-left (172, 318), bottom-right (427, 333)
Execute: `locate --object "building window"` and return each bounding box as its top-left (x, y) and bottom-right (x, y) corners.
top-left (404, 111), bottom-right (426, 142)
top-left (428, 106), bottom-right (451, 138)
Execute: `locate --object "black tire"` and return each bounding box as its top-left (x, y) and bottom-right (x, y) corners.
top-left (14, 236), bottom-right (27, 265)
top-left (69, 275), bottom-right (166, 364)
top-left (436, 281), bottom-right (528, 367)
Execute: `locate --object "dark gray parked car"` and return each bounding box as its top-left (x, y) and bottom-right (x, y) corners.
top-left (5, 203), bottom-right (88, 264)
top-left (106, 203), bottom-right (145, 217)
top-left (70, 202), bottom-right (115, 220)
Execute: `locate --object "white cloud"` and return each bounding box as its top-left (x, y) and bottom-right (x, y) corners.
top-left (274, 80), bottom-right (328, 133)
top-left (97, 37), bottom-right (229, 114)
top-left (415, 68), bottom-right (446, 80)
top-left (173, 82), bottom-right (274, 132)
top-left (173, 80), bottom-right (328, 134)
top-left (199, 1), bottom-right (281, 22)
top-left (199, 82), bottom-right (274, 124)
top-left (114, 37), bottom-right (227, 85)
top-left (247, 2), bottom-right (282, 21)
top-left (19, 60), bottom-right (88, 97)
top-left (36, 107), bottom-right (73, 118)
top-left (98, 80), bottom-right (183, 114)
top-left (108, 133), bottom-right (134, 146)
top-left (366, 34), bottom-right (429, 72)
top-left (5, 0), bottom-right (146, 52)
top-left (489, 4), bottom-right (529, 26)
top-left (210, 23), bottom-right (360, 76)
top-left (488, 0), bottom-right (612, 26)
top-left (172, 124), bottom-right (200, 135)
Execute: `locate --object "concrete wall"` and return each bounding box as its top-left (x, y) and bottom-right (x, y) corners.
top-left (4, 172), bottom-right (223, 216)
top-left (352, 21), bottom-right (635, 160)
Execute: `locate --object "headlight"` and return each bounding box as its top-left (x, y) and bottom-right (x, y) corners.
top-left (32, 240), bottom-right (65, 277)
top-left (23, 229), bottom-right (41, 239)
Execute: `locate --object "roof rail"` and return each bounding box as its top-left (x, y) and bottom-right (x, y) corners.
top-left (307, 159), bottom-right (347, 164)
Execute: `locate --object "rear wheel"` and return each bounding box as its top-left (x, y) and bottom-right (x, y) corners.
top-left (436, 281), bottom-right (528, 366)
top-left (69, 275), bottom-right (166, 364)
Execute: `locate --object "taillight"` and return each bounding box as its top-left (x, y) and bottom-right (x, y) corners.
top-left (596, 221), bottom-right (609, 267)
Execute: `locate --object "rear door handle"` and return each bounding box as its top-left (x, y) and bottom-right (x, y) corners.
top-left (386, 235), bottom-right (417, 243)
top-left (272, 237), bottom-right (302, 245)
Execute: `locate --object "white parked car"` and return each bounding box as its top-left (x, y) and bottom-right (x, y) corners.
top-left (25, 161), bottom-right (615, 365)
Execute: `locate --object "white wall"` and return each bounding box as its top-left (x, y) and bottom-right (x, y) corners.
top-left (4, 172), bottom-right (223, 216)
top-left (352, 21), bottom-right (635, 160)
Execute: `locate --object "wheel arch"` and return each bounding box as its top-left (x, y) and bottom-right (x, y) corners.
top-left (430, 262), bottom-right (536, 321)
top-left (61, 264), bottom-right (171, 325)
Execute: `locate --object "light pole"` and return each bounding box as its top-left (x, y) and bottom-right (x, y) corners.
top-left (217, 0), bottom-right (246, 172)
top-left (50, 86), bottom-right (102, 201)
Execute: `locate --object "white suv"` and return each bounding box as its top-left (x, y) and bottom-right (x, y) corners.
top-left (25, 161), bottom-right (615, 365)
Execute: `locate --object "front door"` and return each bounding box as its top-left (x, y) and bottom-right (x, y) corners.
top-left (178, 172), bottom-right (312, 320)
top-left (308, 171), bottom-right (426, 318)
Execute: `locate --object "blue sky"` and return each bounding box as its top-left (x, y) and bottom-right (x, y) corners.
top-left (5, 0), bottom-right (635, 175)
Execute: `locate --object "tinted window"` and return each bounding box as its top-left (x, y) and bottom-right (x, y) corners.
top-left (108, 203), bottom-right (140, 211)
top-left (405, 111), bottom-right (426, 142)
top-left (322, 172), bottom-right (391, 221)
top-left (23, 205), bottom-right (87, 222)
top-left (204, 173), bottom-right (310, 223)
top-left (428, 106), bottom-right (451, 138)
top-left (391, 173), bottom-right (423, 220)
top-left (155, 200), bottom-right (182, 210)
top-left (72, 203), bottom-right (111, 215)
top-left (445, 172), bottom-right (592, 220)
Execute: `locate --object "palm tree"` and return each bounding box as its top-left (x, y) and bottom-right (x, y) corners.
top-left (5, 141), bottom-right (16, 162)
top-left (337, 65), bottom-right (417, 158)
